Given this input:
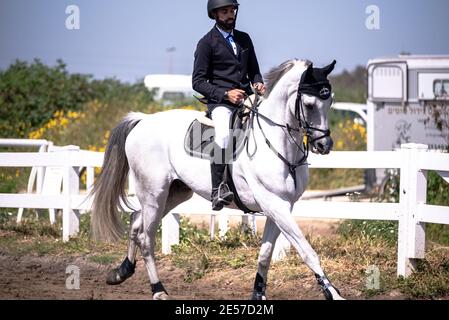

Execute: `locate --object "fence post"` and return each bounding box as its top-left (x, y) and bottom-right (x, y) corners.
top-left (62, 146), bottom-right (80, 242)
top-left (218, 211), bottom-right (229, 239)
top-left (162, 212), bottom-right (180, 254)
top-left (86, 166), bottom-right (95, 194)
top-left (36, 143), bottom-right (48, 194)
top-left (241, 215), bottom-right (250, 233)
top-left (397, 143), bottom-right (427, 277)
top-left (240, 215), bottom-right (257, 235)
top-left (210, 214), bottom-right (216, 240)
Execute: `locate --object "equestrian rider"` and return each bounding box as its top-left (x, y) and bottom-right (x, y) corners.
top-left (193, 0), bottom-right (266, 211)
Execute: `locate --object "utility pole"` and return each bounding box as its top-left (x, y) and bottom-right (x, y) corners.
top-left (166, 47), bottom-right (176, 74)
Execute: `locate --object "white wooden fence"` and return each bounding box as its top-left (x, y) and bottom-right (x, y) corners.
top-left (0, 142), bottom-right (448, 277)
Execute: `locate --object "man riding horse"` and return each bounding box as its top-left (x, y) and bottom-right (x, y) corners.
top-left (193, 0), bottom-right (266, 211)
top-left (93, 0), bottom-right (344, 301)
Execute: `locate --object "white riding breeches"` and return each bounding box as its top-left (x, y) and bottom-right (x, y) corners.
top-left (211, 106), bottom-right (233, 149)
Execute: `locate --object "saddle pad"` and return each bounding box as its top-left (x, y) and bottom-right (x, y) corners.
top-left (184, 108), bottom-right (251, 161)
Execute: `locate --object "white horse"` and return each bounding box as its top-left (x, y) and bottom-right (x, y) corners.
top-left (90, 59), bottom-right (344, 300)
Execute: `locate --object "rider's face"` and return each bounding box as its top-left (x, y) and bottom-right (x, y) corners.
top-left (215, 6), bottom-right (237, 24)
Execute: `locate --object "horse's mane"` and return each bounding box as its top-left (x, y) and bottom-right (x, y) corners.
top-left (264, 59), bottom-right (312, 97)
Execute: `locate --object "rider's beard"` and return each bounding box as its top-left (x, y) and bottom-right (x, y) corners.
top-left (216, 18), bottom-right (235, 31)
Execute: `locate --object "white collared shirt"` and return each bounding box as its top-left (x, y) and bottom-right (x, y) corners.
top-left (216, 25), bottom-right (237, 56)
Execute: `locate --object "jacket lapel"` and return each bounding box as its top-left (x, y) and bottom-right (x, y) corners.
top-left (234, 33), bottom-right (244, 61)
top-left (212, 27), bottom-right (238, 58)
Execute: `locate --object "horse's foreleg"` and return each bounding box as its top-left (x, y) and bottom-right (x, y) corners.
top-left (252, 217), bottom-right (280, 300)
top-left (260, 198), bottom-right (344, 300)
top-left (106, 210), bottom-right (142, 285)
top-left (106, 179), bottom-right (193, 300)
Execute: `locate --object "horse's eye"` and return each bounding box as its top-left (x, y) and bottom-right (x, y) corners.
top-left (305, 104), bottom-right (314, 110)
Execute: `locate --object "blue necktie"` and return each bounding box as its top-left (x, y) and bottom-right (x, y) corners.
top-left (226, 34), bottom-right (237, 56)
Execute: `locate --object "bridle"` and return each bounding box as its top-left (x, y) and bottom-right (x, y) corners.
top-left (244, 80), bottom-right (332, 188)
top-left (296, 80), bottom-right (332, 144)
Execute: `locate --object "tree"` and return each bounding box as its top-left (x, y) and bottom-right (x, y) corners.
top-left (0, 59), bottom-right (94, 138)
top-left (0, 59), bottom-right (155, 139)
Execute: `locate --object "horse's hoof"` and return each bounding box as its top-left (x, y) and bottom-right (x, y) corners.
top-left (106, 267), bottom-right (134, 285)
top-left (324, 286), bottom-right (345, 300)
top-left (316, 274), bottom-right (345, 300)
top-left (153, 292), bottom-right (170, 300)
top-left (106, 269), bottom-right (126, 285)
top-left (329, 287), bottom-right (345, 300)
top-left (251, 292), bottom-right (267, 300)
top-left (106, 258), bottom-right (135, 285)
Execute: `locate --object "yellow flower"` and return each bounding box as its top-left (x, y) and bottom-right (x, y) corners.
top-left (59, 117), bottom-right (69, 127)
top-left (180, 105), bottom-right (196, 110)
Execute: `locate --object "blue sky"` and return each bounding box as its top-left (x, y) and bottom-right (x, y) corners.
top-left (1, 0), bottom-right (448, 82)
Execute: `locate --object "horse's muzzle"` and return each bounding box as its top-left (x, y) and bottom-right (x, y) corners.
top-left (313, 136), bottom-right (333, 155)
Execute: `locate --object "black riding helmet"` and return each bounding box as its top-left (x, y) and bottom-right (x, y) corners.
top-left (207, 0), bottom-right (240, 19)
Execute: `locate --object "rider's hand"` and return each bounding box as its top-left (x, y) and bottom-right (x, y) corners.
top-left (225, 89), bottom-right (246, 104)
top-left (254, 82), bottom-right (266, 95)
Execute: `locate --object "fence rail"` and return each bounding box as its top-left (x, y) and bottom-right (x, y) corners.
top-left (0, 142), bottom-right (448, 277)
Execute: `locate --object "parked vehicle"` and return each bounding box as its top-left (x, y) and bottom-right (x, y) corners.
top-left (144, 74), bottom-right (196, 105)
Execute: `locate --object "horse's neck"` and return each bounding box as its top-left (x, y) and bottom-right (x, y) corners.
top-left (259, 91), bottom-right (289, 124)
top-left (256, 92), bottom-right (304, 164)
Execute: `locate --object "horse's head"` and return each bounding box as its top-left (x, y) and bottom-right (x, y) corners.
top-left (293, 60), bottom-right (336, 155)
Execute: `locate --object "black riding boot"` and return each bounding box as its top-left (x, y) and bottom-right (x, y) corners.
top-left (210, 162), bottom-right (234, 211)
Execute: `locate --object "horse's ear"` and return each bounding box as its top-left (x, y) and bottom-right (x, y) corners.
top-left (303, 63), bottom-right (314, 82)
top-left (323, 60), bottom-right (336, 76)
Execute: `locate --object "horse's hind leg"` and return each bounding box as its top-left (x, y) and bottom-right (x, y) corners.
top-left (142, 180), bottom-right (193, 300)
top-left (106, 210), bottom-right (142, 285)
top-left (105, 180), bottom-right (193, 294)
top-left (251, 217), bottom-right (280, 300)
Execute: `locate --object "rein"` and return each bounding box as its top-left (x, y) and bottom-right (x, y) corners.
top-left (244, 81), bottom-right (331, 188)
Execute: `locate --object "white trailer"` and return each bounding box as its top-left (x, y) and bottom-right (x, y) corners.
top-left (366, 55), bottom-right (449, 185)
top-left (367, 55), bottom-right (449, 153)
top-left (144, 74), bottom-right (196, 105)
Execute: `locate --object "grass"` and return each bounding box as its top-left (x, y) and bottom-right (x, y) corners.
top-left (88, 254), bottom-right (120, 265)
top-left (170, 217), bottom-right (260, 282)
top-left (0, 213), bottom-right (448, 299)
top-left (339, 220), bottom-right (398, 244)
top-left (0, 211), bottom-right (128, 258)
top-left (308, 168), bottom-right (365, 190)
top-left (398, 248), bottom-right (449, 298)
top-left (164, 218), bottom-right (449, 299)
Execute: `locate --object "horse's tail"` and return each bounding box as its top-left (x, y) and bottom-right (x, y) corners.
top-left (90, 112), bottom-right (144, 242)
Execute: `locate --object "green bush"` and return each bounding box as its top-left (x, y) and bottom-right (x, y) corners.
top-left (426, 171), bottom-right (449, 244)
top-left (0, 59), bottom-right (94, 138)
top-left (427, 170), bottom-right (449, 206)
top-left (0, 59), bottom-right (156, 140)
top-left (308, 114), bottom-right (367, 190)
top-left (339, 169), bottom-right (449, 245)
top-left (329, 66), bottom-right (367, 103)
top-left (339, 220), bottom-right (398, 244)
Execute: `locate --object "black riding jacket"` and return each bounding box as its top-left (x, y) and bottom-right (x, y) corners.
top-left (192, 26), bottom-right (263, 111)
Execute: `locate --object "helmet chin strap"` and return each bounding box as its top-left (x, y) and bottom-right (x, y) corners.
top-left (215, 7), bottom-right (239, 31)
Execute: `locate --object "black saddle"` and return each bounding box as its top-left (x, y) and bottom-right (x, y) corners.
top-left (184, 103), bottom-right (252, 161)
